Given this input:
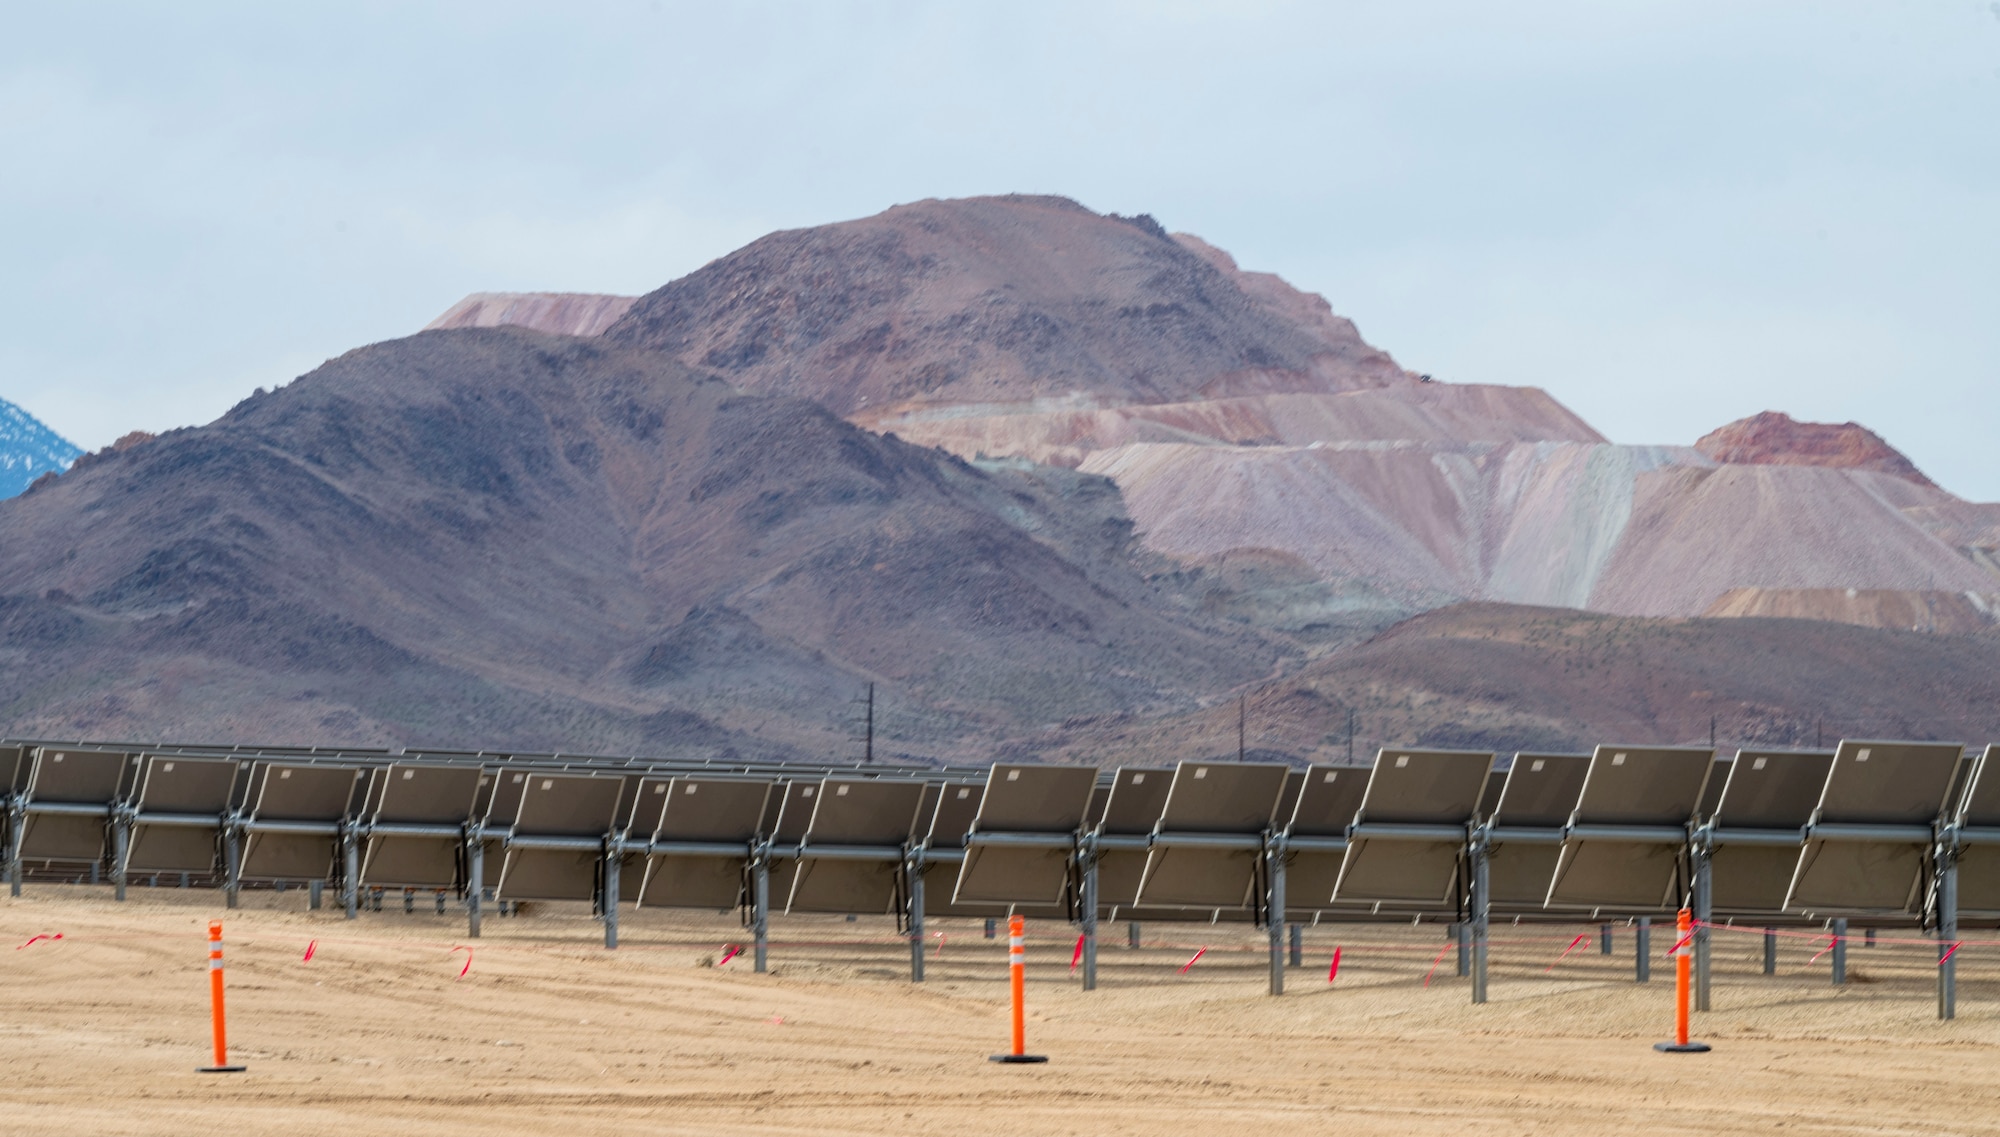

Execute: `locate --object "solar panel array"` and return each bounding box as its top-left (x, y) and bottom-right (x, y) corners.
top-left (3, 736), bottom-right (1991, 1015)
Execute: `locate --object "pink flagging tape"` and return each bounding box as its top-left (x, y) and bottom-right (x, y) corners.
top-left (1544, 933), bottom-right (1590, 973)
top-left (302, 939), bottom-right (318, 962)
top-left (1670, 931), bottom-right (1696, 957)
top-left (16, 933), bottom-right (62, 950)
top-left (1070, 934), bottom-right (1086, 972)
top-left (1179, 947), bottom-right (1208, 974)
top-left (1941, 941), bottom-right (1964, 965)
top-left (450, 945), bottom-right (473, 978)
top-left (1327, 946), bottom-right (1342, 983)
top-left (934, 931), bottom-right (946, 959)
top-left (1808, 937), bottom-right (1837, 965)
top-left (1423, 941), bottom-right (1455, 986)
top-left (718, 944), bottom-right (743, 967)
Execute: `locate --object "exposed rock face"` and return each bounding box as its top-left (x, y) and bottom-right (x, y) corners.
top-left (1695, 410), bottom-right (1935, 487)
top-left (427, 292), bottom-right (637, 337)
top-left (603, 195), bottom-right (1409, 415)
top-left (1702, 588), bottom-right (1996, 635)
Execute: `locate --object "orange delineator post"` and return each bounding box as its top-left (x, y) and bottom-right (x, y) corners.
top-left (989, 914), bottom-right (1046, 1064)
top-left (199, 920), bottom-right (246, 1073)
top-left (1653, 908), bottom-right (1709, 1054)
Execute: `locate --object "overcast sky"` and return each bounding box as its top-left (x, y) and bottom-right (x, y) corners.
top-left (5, 2), bottom-right (1997, 495)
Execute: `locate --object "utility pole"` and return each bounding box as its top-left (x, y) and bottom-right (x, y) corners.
top-left (865, 682), bottom-right (874, 764)
top-left (1238, 696), bottom-right (1246, 762)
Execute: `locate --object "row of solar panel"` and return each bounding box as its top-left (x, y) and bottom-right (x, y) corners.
top-left (4, 738), bottom-right (1995, 919)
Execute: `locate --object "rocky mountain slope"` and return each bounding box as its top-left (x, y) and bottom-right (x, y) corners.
top-left (1696, 410), bottom-right (1935, 486)
top-left (0, 328), bottom-right (1278, 756)
top-left (426, 292), bottom-right (637, 338)
top-left (0, 398), bottom-right (81, 499)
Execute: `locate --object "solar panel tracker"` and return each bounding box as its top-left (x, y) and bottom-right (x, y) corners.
top-left (1134, 762), bottom-right (1288, 908)
top-left (1093, 768), bottom-right (1170, 908)
top-left (1484, 753), bottom-right (1589, 907)
top-left (495, 773), bottom-right (622, 901)
top-left (239, 763), bottom-right (363, 880)
top-left (125, 756), bottom-right (238, 874)
top-left (1701, 750), bottom-right (1831, 912)
top-left (953, 764), bottom-right (1094, 905)
top-left (1952, 746), bottom-right (2000, 913)
top-left (16, 748), bottom-right (130, 862)
top-left (1786, 741), bottom-right (1961, 912)
top-left (1333, 749), bottom-right (1493, 904)
top-left (786, 779), bottom-right (923, 914)
top-left (636, 777), bottom-right (772, 909)
top-left (359, 764), bottom-right (481, 889)
top-left (1277, 764), bottom-right (1366, 915)
top-left (1546, 746), bottom-right (1713, 909)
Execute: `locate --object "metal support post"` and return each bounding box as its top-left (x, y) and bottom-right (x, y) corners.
top-left (1636, 916), bottom-right (1651, 982)
top-left (111, 812), bottom-right (129, 902)
top-left (1128, 921), bottom-right (1141, 949)
top-left (3, 799), bottom-right (20, 897)
top-left (1600, 923), bottom-right (1612, 955)
top-left (90, 859), bottom-right (100, 886)
top-left (1266, 837), bottom-right (1285, 996)
top-left (984, 917), bottom-right (996, 939)
top-left (222, 823), bottom-right (241, 910)
top-left (751, 847), bottom-right (770, 973)
top-left (465, 830), bottom-right (483, 937)
top-left (1289, 923), bottom-right (1302, 968)
top-left (309, 879), bottom-right (323, 911)
top-left (341, 828), bottom-right (359, 919)
top-left (602, 838), bottom-right (620, 950)
top-left (1830, 917), bottom-right (1847, 985)
top-left (404, 887), bottom-right (414, 914)
top-left (1763, 928), bottom-right (1776, 975)
top-left (1939, 846), bottom-right (1959, 1021)
top-left (1456, 921), bottom-right (1469, 977)
top-left (1692, 841), bottom-right (1712, 1012)
top-left (1079, 841), bottom-right (1099, 992)
top-left (906, 850), bottom-right (925, 982)
top-left (1470, 832), bottom-right (1490, 1005)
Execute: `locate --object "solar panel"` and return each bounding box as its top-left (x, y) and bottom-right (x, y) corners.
top-left (1333, 749), bottom-right (1492, 905)
top-left (786, 779), bottom-right (923, 914)
top-left (1705, 749), bottom-right (1831, 911)
top-left (636, 776), bottom-right (772, 909)
top-left (1787, 741), bottom-right (1962, 912)
top-left (240, 763), bottom-right (364, 879)
top-left (926, 783), bottom-right (983, 849)
top-left (125, 756), bottom-right (238, 874)
top-left (17, 748), bottom-right (129, 862)
top-left (1088, 768), bottom-right (1170, 907)
top-left (1546, 746), bottom-right (1713, 909)
top-left (1276, 764), bottom-right (1367, 915)
top-left (1954, 745), bottom-right (2000, 913)
top-left (495, 773), bottom-right (621, 901)
top-left (1134, 762), bottom-right (1288, 908)
top-left (359, 764), bottom-right (481, 889)
top-left (953, 764), bottom-right (1095, 905)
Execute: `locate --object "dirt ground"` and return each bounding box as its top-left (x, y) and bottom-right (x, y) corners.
top-left (4, 887), bottom-right (1998, 1136)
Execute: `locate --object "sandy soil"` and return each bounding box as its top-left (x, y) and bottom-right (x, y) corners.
top-left (4, 888), bottom-right (1997, 1136)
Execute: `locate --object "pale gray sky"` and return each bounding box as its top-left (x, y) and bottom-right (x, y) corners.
top-left (5, 2), bottom-right (1997, 495)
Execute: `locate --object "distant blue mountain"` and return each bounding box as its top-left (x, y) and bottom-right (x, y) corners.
top-left (0, 398), bottom-right (83, 499)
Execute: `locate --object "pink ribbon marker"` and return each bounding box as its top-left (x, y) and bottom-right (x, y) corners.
top-left (302, 939), bottom-right (318, 962)
top-left (1423, 941), bottom-right (1456, 986)
top-left (1327, 946), bottom-right (1342, 983)
top-left (1941, 941), bottom-right (1964, 966)
top-left (451, 945), bottom-right (474, 978)
top-left (1544, 933), bottom-right (1591, 973)
top-left (718, 944), bottom-right (743, 967)
top-left (1179, 947), bottom-right (1208, 974)
top-left (933, 931), bottom-right (946, 959)
top-left (16, 933), bottom-right (62, 950)
top-left (1809, 935), bottom-right (1838, 965)
top-left (1070, 934), bottom-right (1086, 972)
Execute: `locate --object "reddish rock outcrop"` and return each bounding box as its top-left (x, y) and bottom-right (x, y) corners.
top-left (1695, 411), bottom-right (1934, 487)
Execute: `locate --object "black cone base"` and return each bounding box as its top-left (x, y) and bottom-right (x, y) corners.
top-left (198, 1065), bottom-right (248, 1073)
top-left (989, 1054), bottom-right (1049, 1064)
top-left (1652, 1042), bottom-right (1711, 1053)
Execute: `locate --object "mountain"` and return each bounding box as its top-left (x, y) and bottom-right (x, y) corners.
top-left (0, 398), bottom-right (82, 499)
top-left (0, 327), bottom-right (1277, 756)
top-left (601, 195), bottom-right (1410, 415)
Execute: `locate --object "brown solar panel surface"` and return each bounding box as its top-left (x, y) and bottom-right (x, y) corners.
top-left (1333, 750), bottom-right (1491, 905)
top-left (1786, 741), bottom-right (1963, 912)
top-left (953, 766), bottom-right (1093, 906)
top-left (1490, 753), bottom-right (1589, 827)
top-left (1706, 750), bottom-right (1830, 911)
top-left (125, 757), bottom-right (237, 874)
top-left (1135, 763), bottom-right (1287, 908)
top-left (1545, 746), bottom-right (1711, 909)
